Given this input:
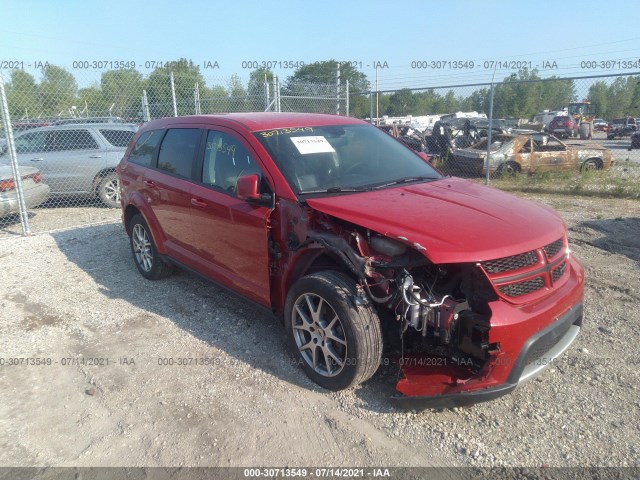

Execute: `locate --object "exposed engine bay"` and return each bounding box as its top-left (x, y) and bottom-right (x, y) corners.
top-left (290, 212), bottom-right (502, 395)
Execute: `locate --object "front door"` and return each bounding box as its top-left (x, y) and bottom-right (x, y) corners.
top-left (189, 128), bottom-right (272, 307)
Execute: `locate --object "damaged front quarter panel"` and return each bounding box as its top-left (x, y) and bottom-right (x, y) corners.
top-left (271, 198), bottom-right (517, 406)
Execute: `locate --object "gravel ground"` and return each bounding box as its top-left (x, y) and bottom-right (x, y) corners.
top-left (0, 192), bottom-right (638, 469)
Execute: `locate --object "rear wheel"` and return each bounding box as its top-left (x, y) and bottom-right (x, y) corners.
top-left (581, 158), bottom-right (601, 172)
top-left (97, 173), bottom-right (120, 208)
top-left (284, 271), bottom-right (383, 391)
top-left (129, 214), bottom-right (173, 280)
top-left (496, 161), bottom-right (521, 176)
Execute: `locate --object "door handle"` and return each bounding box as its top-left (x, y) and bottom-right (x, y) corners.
top-left (143, 180), bottom-right (156, 188)
top-left (191, 198), bottom-right (208, 208)
top-left (30, 158), bottom-right (43, 162)
top-left (89, 155), bottom-right (102, 158)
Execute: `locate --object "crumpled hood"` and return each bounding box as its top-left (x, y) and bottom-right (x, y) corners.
top-left (306, 177), bottom-right (565, 264)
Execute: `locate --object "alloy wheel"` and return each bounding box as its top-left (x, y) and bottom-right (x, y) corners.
top-left (292, 293), bottom-right (347, 377)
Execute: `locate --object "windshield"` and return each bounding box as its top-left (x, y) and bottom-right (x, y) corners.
top-left (254, 124), bottom-right (442, 195)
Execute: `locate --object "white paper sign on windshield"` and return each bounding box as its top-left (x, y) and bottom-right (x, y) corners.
top-left (290, 136), bottom-right (336, 155)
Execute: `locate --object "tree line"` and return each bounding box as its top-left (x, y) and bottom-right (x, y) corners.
top-left (3, 58), bottom-right (639, 123)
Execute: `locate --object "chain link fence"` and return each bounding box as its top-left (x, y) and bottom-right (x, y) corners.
top-left (363, 73), bottom-right (640, 195)
top-left (0, 69), bottom-right (348, 236)
top-left (1, 69), bottom-right (639, 237)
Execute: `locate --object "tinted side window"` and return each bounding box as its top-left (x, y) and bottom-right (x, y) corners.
top-left (100, 129), bottom-right (135, 147)
top-left (202, 130), bottom-right (263, 194)
top-left (128, 130), bottom-right (163, 167)
top-left (48, 130), bottom-right (99, 151)
top-left (14, 131), bottom-right (48, 153)
top-left (157, 128), bottom-right (201, 178)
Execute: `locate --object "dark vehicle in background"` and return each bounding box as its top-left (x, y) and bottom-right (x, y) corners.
top-left (607, 117), bottom-right (637, 139)
top-left (426, 118), bottom-right (508, 159)
top-left (629, 131), bottom-right (640, 150)
top-left (378, 124), bottom-right (427, 152)
top-left (1, 123), bottom-right (137, 207)
top-left (548, 115), bottom-right (579, 139)
top-left (117, 113), bottom-right (584, 408)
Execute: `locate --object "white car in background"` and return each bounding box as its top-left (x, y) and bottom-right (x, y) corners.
top-left (0, 165), bottom-right (50, 217)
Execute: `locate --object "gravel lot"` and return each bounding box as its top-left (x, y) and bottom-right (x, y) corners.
top-left (0, 192), bottom-right (639, 470)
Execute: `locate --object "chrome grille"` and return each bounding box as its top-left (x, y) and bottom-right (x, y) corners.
top-left (544, 238), bottom-right (564, 259)
top-left (482, 251), bottom-right (538, 274)
top-left (498, 277), bottom-right (545, 297)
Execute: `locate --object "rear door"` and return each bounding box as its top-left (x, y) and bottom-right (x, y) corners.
top-left (189, 127), bottom-right (273, 307)
top-left (143, 127), bottom-right (204, 262)
top-left (530, 136), bottom-right (572, 171)
top-left (42, 129), bottom-right (107, 193)
top-left (14, 128), bottom-right (106, 194)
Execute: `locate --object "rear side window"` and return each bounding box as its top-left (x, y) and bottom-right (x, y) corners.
top-left (100, 129), bottom-right (135, 147)
top-left (157, 128), bottom-right (201, 178)
top-left (14, 131), bottom-right (48, 153)
top-left (128, 130), bottom-right (163, 167)
top-left (48, 130), bottom-right (99, 151)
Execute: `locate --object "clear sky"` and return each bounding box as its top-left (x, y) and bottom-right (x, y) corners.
top-left (2, 0), bottom-right (639, 90)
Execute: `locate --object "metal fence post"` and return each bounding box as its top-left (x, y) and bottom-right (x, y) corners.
top-left (170, 71), bottom-right (178, 117)
top-left (0, 72), bottom-right (31, 236)
top-left (485, 82), bottom-right (496, 186)
top-left (369, 91), bottom-right (374, 124)
top-left (194, 82), bottom-right (202, 115)
top-left (264, 79), bottom-right (270, 112)
top-left (336, 63), bottom-right (341, 115)
top-left (346, 80), bottom-right (350, 117)
top-left (141, 89), bottom-right (151, 122)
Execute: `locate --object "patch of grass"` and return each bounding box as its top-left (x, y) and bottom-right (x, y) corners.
top-left (478, 165), bottom-right (640, 200)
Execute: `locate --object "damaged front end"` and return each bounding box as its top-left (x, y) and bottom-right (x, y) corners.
top-left (288, 207), bottom-right (584, 409)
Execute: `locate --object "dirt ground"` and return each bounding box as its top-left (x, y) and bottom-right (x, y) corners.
top-left (0, 192), bottom-right (638, 470)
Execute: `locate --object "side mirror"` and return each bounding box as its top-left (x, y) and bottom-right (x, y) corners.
top-left (236, 174), bottom-right (272, 204)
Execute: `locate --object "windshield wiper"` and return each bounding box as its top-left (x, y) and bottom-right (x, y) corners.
top-left (370, 175), bottom-right (439, 190)
top-left (299, 186), bottom-right (369, 195)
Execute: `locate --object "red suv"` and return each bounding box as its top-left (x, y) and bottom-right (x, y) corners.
top-left (117, 113), bottom-right (584, 408)
top-left (548, 115), bottom-right (579, 139)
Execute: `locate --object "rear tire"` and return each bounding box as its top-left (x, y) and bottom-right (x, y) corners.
top-left (581, 158), bottom-right (601, 172)
top-left (284, 271), bottom-right (383, 391)
top-left (97, 173), bottom-right (120, 208)
top-left (129, 214), bottom-right (173, 280)
top-left (495, 161), bottom-right (521, 176)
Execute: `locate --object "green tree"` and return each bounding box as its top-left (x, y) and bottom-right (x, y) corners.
top-left (77, 84), bottom-right (108, 117)
top-left (6, 70), bottom-right (41, 119)
top-left (385, 89), bottom-right (416, 116)
top-left (539, 77), bottom-right (575, 112)
top-left (145, 58), bottom-right (205, 117)
top-left (101, 68), bottom-right (144, 119)
top-left (285, 60), bottom-right (369, 115)
top-left (247, 67), bottom-right (274, 111)
top-left (39, 64), bottom-right (77, 116)
top-left (587, 81), bottom-right (610, 119)
top-left (607, 76), bottom-right (635, 118)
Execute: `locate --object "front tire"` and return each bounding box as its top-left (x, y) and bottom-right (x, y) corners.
top-left (129, 214), bottom-right (173, 280)
top-left (284, 271), bottom-right (383, 391)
